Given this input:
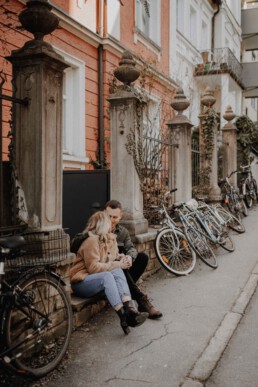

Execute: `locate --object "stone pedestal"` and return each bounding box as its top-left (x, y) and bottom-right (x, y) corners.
top-left (7, 43), bottom-right (68, 230)
top-left (222, 106), bottom-right (237, 187)
top-left (108, 90), bottom-right (148, 235)
top-left (167, 88), bottom-right (193, 202)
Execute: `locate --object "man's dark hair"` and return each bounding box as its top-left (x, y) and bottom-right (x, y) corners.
top-left (104, 200), bottom-right (122, 210)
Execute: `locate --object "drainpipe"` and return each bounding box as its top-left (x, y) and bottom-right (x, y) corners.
top-left (97, 0), bottom-right (105, 168)
top-left (98, 44), bottom-right (105, 168)
top-left (211, 0), bottom-right (221, 54)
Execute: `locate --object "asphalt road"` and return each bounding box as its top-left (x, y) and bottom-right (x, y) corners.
top-left (205, 286), bottom-right (258, 387)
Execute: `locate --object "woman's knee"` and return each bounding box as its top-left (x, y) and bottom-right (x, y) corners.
top-left (102, 271), bottom-right (115, 285)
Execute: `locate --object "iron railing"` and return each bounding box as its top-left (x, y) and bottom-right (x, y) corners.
top-left (192, 138), bottom-right (200, 188)
top-left (142, 127), bottom-right (173, 226)
top-left (194, 47), bottom-right (243, 86)
top-left (0, 71), bottom-right (29, 229)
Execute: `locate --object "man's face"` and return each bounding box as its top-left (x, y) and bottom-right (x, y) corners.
top-left (105, 206), bottom-right (122, 231)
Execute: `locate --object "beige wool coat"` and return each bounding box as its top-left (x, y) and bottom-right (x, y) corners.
top-left (70, 231), bottom-right (123, 283)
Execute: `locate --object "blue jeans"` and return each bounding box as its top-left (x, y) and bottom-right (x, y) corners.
top-left (71, 269), bottom-right (131, 309)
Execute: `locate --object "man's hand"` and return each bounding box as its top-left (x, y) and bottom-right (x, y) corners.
top-left (125, 255), bottom-right (132, 267)
top-left (120, 255), bottom-right (132, 269)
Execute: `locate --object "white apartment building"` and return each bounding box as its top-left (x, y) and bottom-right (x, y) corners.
top-left (169, 0), bottom-right (243, 127)
top-left (241, 0), bottom-right (258, 122)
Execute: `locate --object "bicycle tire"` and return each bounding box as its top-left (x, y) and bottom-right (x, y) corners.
top-left (216, 206), bottom-right (245, 233)
top-left (239, 199), bottom-right (248, 217)
top-left (218, 232), bottom-right (235, 252)
top-left (184, 226), bottom-right (218, 269)
top-left (245, 186), bottom-right (253, 208)
top-left (5, 272), bottom-right (72, 378)
top-left (154, 228), bottom-right (196, 275)
top-left (226, 197), bottom-right (241, 221)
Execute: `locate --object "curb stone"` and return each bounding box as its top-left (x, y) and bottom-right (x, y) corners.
top-left (181, 265), bottom-right (258, 384)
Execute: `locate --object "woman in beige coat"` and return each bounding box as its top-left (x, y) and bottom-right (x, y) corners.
top-left (70, 211), bottom-right (148, 334)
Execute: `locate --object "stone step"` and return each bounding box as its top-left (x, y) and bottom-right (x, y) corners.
top-left (71, 293), bottom-right (106, 312)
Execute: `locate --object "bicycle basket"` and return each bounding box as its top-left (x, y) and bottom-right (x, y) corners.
top-left (6, 229), bottom-right (70, 268)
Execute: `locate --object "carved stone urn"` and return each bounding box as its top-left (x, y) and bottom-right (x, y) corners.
top-left (201, 87), bottom-right (216, 109)
top-left (114, 50), bottom-right (140, 86)
top-left (19, 0), bottom-right (59, 41)
top-left (171, 88), bottom-right (190, 116)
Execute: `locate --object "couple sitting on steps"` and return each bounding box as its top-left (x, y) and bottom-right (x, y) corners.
top-left (70, 200), bottom-right (162, 335)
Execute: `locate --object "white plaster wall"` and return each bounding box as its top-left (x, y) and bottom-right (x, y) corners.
top-left (169, 0), bottom-right (242, 126)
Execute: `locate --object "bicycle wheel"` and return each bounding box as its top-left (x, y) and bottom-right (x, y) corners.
top-left (5, 272), bottom-right (72, 378)
top-left (226, 197), bottom-right (240, 220)
top-left (154, 228), bottom-right (196, 275)
top-left (184, 226), bottom-right (218, 269)
top-left (245, 186), bottom-right (253, 208)
top-left (239, 199), bottom-right (248, 217)
top-left (218, 232), bottom-right (235, 252)
top-left (216, 206), bottom-right (245, 233)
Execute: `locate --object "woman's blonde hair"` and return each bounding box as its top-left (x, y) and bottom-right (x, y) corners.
top-left (85, 211), bottom-right (111, 237)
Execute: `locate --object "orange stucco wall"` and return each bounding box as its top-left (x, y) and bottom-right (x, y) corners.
top-left (0, 0), bottom-right (175, 170)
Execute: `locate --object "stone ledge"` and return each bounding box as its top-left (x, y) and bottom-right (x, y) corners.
top-left (71, 293), bottom-right (106, 312)
top-left (135, 228), bottom-right (157, 244)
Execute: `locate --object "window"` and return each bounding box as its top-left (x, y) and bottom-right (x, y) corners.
top-left (135, 0), bottom-right (161, 45)
top-left (55, 48), bottom-right (88, 169)
top-left (107, 0), bottom-right (120, 40)
top-left (201, 21), bottom-right (208, 51)
top-left (190, 6), bottom-right (197, 47)
top-left (251, 98), bottom-right (257, 109)
top-left (176, 0), bottom-right (184, 33)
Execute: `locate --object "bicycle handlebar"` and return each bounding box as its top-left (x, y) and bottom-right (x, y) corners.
top-left (240, 161), bottom-right (258, 170)
top-left (164, 188), bottom-right (177, 197)
top-left (228, 170), bottom-right (238, 178)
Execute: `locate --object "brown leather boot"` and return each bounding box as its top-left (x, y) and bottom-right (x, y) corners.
top-left (137, 295), bottom-right (163, 319)
top-left (123, 301), bottom-right (148, 327)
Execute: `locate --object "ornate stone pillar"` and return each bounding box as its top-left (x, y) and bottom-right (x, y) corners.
top-left (199, 87), bottom-right (221, 201)
top-left (167, 88), bottom-right (193, 202)
top-left (222, 106), bottom-right (237, 186)
top-left (108, 51), bottom-right (148, 235)
top-left (6, 0), bottom-right (68, 231)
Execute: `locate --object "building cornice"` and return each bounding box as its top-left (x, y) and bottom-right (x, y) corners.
top-left (17, 0), bottom-right (178, 90)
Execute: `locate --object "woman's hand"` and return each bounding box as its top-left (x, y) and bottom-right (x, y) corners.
top-left (120, 256), bottom-right (132, 269)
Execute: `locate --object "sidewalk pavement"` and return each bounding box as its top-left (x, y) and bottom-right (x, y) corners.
top-left (3, 207), bottom-right (258, 387)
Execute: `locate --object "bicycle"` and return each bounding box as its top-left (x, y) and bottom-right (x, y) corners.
top-left (0, 230), bottom-right (73, 378)
top-left (172, 200), bottom-right (218, 269)
top-left (239, 162), bottom-right (258, 208)
top-left (154, 189), bottom-right (197, 276)
top-left (199, 201), bottom-right (245, 234)
top-left (183, 199), bottom-right (235, 253)
top-left (219, 171), bottom-right (248, 220)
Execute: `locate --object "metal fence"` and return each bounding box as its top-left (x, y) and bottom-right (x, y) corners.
top-left (142, 127), bottom-right (173, 226)
top-left (192, 138), bottom-right (200, 188)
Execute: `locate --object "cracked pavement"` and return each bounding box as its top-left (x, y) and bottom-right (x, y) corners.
top-left (2, 207), bottom-right (258, 387)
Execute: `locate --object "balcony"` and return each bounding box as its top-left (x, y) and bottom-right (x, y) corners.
top-left (194, 48), bottom-right (244, 88)
top-left (242, 7), bottom-right (258, 51)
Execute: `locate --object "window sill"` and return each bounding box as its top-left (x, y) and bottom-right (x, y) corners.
top-left (63, 154), bottom-right (89, 170)
top-left (133, 27), bottom-right (161, 57)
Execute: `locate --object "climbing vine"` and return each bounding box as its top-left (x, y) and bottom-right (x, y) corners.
top-left (236, 115), bottom-right (258, 166)
top-left (193, 108), bottom-right (217, 196)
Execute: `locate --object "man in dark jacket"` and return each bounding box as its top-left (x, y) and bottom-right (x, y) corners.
top-left (105, 200), bottom-right (162, 319)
